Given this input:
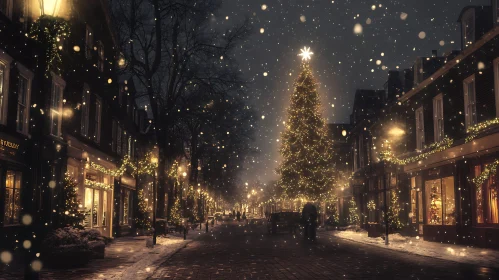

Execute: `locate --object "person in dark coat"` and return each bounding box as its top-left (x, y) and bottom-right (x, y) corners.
top-left (236, 211), bottom-right (241, 222)
top-left (302, 203), bottom-right (318, 241)
top-left (242, 212), bottom-right (247, 221)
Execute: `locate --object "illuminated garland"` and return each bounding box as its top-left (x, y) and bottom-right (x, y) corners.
top-left (380, 137), bottom-right (453, 165)
top-left (29, 15), bottom-right (71, 76)
top-left (466, 117), bottom-right (499, 143)
top-left (87, 155), bottom-right (158, 178)
top-left (472, 159), bottom-right (499, 187)
top-left (84, 179), bottom-right (113, 190)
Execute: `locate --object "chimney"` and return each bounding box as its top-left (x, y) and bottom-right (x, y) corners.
top-left (431, 50), bottom-right (438, 57)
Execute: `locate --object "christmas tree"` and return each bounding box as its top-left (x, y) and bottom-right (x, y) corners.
top-left (387, 189), bottom-right (403, 230)
top-left (276, 48), bottom-right (334, 201)
top-left (170, 196), bottom-right (182, 225)
top-left (347, 199), bottom-right (360, 226)
top-left (57, 176), bottom-right (85, 228)
top-left (429, 183), bottom-right (441, 224)
top-left (134, 189), bottom-right (151, 230)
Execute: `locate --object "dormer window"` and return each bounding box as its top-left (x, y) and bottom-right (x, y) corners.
top-left (414, 58), bottom-right (424, 85)
top-left (462, 8), bottom-right (475, 48)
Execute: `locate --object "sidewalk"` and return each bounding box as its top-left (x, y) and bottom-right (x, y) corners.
top-left (318, 228), bottom-right (499, 269)
top-left (0, 223), bottom-right (219, 280)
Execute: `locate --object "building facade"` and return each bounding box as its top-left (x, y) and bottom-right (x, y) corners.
top-left (349, 2), bottom-right (499, 248)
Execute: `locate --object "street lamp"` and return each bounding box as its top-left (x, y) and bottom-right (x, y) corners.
top-left (150, 156), bottom-right (158, 245)
top-left (39, 0), bottom-right (62, 17)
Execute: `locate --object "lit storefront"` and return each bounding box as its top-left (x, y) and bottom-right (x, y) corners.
top-left (67, 136), bottom-right (115, 237)
top-left (0, 132), bottom-right (28, 228)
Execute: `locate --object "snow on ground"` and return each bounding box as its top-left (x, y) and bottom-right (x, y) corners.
top-left (321, 229), bottom-right (499, 268)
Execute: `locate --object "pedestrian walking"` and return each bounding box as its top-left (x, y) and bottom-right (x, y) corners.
top-left (236, 211), bottom-right (241, 222)
top-left (242, 212), bottom-right (246, 221)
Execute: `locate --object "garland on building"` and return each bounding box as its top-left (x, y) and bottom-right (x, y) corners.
top-left (387, 189), bottom-right (403, 230)
top-left (472, 159), bottom-right (499, 187)
top-left (84, 179), bottom-right (113, 190)
top-left (380, 137), bottom-right (453, 165)
top-left (29, 15), bottom-right (71, 76)
top-left (57, 176), bottom-right (85, 228)
top-left (466, 117), bottom-right (499, 143)
top-left (347, 199), bottom-right (360, 226)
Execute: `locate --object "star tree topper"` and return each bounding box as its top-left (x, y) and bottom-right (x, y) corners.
top-left (298, 46), bottom-right (314, 61)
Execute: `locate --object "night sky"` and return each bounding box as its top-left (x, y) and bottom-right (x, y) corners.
top-left (217, 0), bottom-right (489, 185)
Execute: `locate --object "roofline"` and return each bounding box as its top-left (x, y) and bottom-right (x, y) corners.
top-left (399, 26), bottom-right (499, 103)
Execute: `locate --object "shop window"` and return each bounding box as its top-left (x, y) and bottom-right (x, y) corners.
top-left (411, 177), bottom-right (417, 223)
top-left (4, 170), bottom-right (21, 225)
top-left (425, 177), bottom-right (456, 225)
top-left (474, 164), bottom-right (499, 224)
top-left (102, 191), bottom-right (108, 226)
top-left (464, 75), bottom-right (477, 129)
top-left (81, 84), bottom-right (90, 137)
top-left (121, 189), bottom-right (131, 225)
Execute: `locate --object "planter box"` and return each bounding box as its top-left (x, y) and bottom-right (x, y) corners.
top-left (43, 244), bottom-right (92, 268)
top-left (88, 241), bottom-right (106, 259)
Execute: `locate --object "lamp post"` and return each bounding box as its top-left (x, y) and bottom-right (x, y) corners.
top-left (383, 125), bottom-right (405, 245)
top-left (151, 156), bottom-right (158, 245)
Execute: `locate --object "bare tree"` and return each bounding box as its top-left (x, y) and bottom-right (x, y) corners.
top-left (111, 0), bottom-right (252, 218)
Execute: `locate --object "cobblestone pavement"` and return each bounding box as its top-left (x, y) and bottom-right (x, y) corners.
top-left (150, 220), bottom-right (499, 280)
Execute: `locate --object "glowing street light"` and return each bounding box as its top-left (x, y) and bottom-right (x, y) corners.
top-left (39, 0), bottom-right (62, 16)
top-left (388, 127), bottom-right (405, 138)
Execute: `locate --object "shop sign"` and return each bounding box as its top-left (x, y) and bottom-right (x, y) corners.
top-left (428, 168), bottom-right (440, 176)
top-left (0, 132), bottom-right (25, 163)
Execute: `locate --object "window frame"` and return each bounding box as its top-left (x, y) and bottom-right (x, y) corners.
top-left (16, 63), bottom-right (33, 135)
top-left (464, 74), bottom-right (477, 130)
top-left (433, 93), bottom-right (444, 142)
top-left (494, 58), bottom-right (499, 117)
top-left (0, 51), bottom-right (13, 125)
top-left (50, 73), bottom-right (65, 137)
top-left (415, 106), bottom-right (425, 150)
top-left (474, 163), bottom-right (499, 226)
top-left (81, 84), bottom-right (90, 137)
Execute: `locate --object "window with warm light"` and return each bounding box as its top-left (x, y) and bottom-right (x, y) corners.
top-left (474, 164), bottom-right (499, 224)
top-left (425, 177), bottom-right (455, 225)
top-left (4, 170), bottom-right (22, 225)
top-left (97, 41), bottom-right (105, 72)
